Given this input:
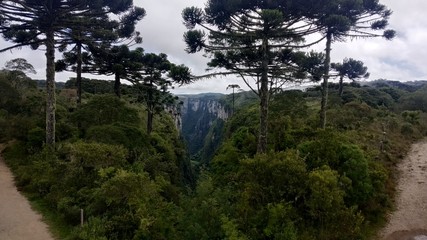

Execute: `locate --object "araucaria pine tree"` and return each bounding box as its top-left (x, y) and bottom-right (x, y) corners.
top-left (0, 0), bottom-right (144, 147)
top-left (315, 0), bottom-right (395, 128)
top-left (182, 0), bottom-right (327, 153)
top-left (331, 58), bottom-right (369, 97)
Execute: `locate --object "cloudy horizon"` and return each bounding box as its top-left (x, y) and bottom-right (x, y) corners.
top-left (0, 0), bottom-right (426, 94)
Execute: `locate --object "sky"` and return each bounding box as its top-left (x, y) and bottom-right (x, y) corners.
top-left (0, 0), bottom-right (426, 94)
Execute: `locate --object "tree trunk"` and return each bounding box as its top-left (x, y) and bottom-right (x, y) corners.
top-left (320, 32), bottom-right (332, 129)
top-left (76, 41), bottom-right (82, 105)
top-left (45, 29), bottom-right (56, 147)
top-left (114, 72), bottom-right (121, 98)
top-left (338, 75), bottom-right (344, 97)
top-left (257, 37), bottom-right (269, 154)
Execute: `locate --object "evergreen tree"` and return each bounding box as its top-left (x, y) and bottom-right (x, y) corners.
top-left (132, 52), bottom-right (191, 134)
top-left (0, 0), bottom-right (142, 147)
top-left (226, 84), bottom-right (240, 115)
top-left (56, 8), bottom-right (145, 105)
top-left (90, 45), bottom-right (144, 98)
top-left (182, 0), bottom-right (326, 153)
top-left (315, 0), bottom-right (395, 128)
top-left (331, 58), bottom-right (369, 97)
top-left (4, 58), bottom-right (36, 75)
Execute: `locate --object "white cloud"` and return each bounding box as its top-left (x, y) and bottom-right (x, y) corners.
top-left (0, 0), bottom-right (425, 94)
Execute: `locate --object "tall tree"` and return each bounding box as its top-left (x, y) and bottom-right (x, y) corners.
top-left (91, 45), bottom-right (144, 98)
top-left (56, 8), bottom-right (145, 105)
top-left (0, 0), bottom-right (142, 147)
top-left (331, 58), bottom-right (369, 97)
top-left (132, 52), bottom-right (191, 134)
top-left (4, 58), bottom-right (36, 75)
top-left (226, 84), bottom-right (240, 116)
top-left (182, 1), bottom-right (326, 153)
top-left (315, 0), bottom-right (395, 128)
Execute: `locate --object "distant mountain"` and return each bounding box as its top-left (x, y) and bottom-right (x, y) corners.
top-left (33, 79), bottom-right (66, 90)
top-left (363, 79), bottom-right (427, 92)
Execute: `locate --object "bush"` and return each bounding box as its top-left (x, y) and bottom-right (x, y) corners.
top-left (72, 95), bottom-right (140, 131)
top-left (401, 123), bottom-right (414, 136)
top-left (26, 127), bottom-right (45, 153)
top-left (86, 124), bottom-right (148, 152)
top-left (63, 141), bottom-right (128, 168)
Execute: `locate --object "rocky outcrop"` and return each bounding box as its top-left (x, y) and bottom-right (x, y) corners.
top-left (177, 93), bottom-right (230, 159)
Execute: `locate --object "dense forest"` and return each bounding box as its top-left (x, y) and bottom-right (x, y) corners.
top-left (1, 69), bottom-right (427, 239)
top-left (0, 0), bottom-right (426, 239)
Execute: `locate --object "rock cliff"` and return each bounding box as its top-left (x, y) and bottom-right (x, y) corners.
top-left (177, 93), bottom-right (230, 163)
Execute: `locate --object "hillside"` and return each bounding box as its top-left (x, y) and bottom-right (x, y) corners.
top-left (1, 71), bottom-right (427, 239)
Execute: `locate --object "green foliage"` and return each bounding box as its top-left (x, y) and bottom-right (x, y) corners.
top-left (264, 203), bottom-right (298, 240)
top-left (64, 141), bottom-right (127, 168)
top-left (221, 216), bottom-right (249, 240)
top-left (338, 87), bottom-right (395, 108)
top-left (231, 127), bottom-right (257, 155)
top-left (26, 127), bottom-right (45, 153)
top-left (401, 110), bottom-right (420, 124)
top-left (86, 124), bottom-right (148, 152)
top-left (307, 167), bottom-right (344, 219)
top-left (65, 78), bottom-right (115, 94)
top-left (327, 101), bottom-right (375, 130)
top-left (2, 61), bottom-right (427, 240)
top-left (75, 217), bottom-right (108, 240)
top-left (72, 94), bottom-right (140, 131)
top-left (397, 85), bottom-right (427, 112)
top-left (298, 131), bottom-right (343, 170)
top-left (4, 58), bottom-right (36, 74)
top-left (56, 121), bottom-right (78, 142)
top-left (298, 132), bottom-right (376, 207)
top-left (400, 123), bottom-right (414, 136)
top-left (198, 118), bottom-right (225, 165)
top-left (0, 76), bottom-right (21, 114)
top-left (183, 1), bottom-right (334, 153)
top-left (210, 151), bottom-right (306, 239)
top-left (175, 175), bottom-right (225, 239)
top-left (238, 151), bottom-right (307, 206)
top-left (306, 167), bottom-right (364, 240)
top-left (339, 145), bottom-right (373, 206)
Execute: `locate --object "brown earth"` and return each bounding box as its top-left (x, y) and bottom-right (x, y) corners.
top-left (379, 140), bottom-right (427, 240)
top-left (0, 145), bottom-right (54, 240)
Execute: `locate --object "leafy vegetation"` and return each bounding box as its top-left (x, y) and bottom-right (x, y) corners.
top-left (0, 1), bottom-right (426, 239)
top-left (1, 68), bottom-right (427, 239)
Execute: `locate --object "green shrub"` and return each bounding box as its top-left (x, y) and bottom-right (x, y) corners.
top-left (26, 127), bottom-right (45, 153)
top-left (56, 122), bottom-right (78, 142)
top-left (72, 95), bottom-right (140, 131)
top-left (86, 124), bottom-right (148, 152)
top-left (64, 141), bottom-right (128, 168)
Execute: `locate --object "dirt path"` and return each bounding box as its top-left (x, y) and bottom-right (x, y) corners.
top-left (0, 145), bottom-right (54, 240)
top-left (380, 140), bottom-right (427, 240)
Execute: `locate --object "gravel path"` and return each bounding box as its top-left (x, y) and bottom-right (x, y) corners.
top-left (380, 140), bottom-right (427, 240)
top-left (0, 145), bottom-right (54, 240)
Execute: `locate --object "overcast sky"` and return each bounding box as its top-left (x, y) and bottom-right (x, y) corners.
top-left (1, 0), bottom-right (426, 94)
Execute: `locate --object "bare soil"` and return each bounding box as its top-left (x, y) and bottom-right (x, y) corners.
top-left (379, 140), bottom-right (427, 240)
top-left (0, 145), bottom-right (54, 240)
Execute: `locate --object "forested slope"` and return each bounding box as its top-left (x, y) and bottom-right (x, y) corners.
top-left (1, 70), bottom-right (427, 239)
